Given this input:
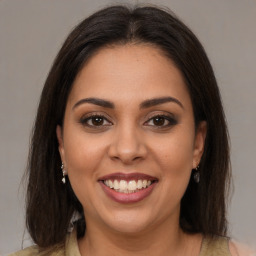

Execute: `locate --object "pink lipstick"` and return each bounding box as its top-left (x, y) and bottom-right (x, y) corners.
top-left (98, 172), bottom-right (158, 204)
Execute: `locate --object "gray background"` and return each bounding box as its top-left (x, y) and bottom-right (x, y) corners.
top-left (0, 0), bottom-right (255, 254)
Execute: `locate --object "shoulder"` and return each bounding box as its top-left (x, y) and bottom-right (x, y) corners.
top-left (200, 235), bottom-right (230, 255)
top-left (201, 236), bottom-right (256, 256)
top-left (8, 246), bottom-right (39, 256)
top-left (8, 244), bottom-right (65, 256)
top-left (229, 240), bottom-right (256, 256)
top-left (8, 229), bottom-right (79, 256)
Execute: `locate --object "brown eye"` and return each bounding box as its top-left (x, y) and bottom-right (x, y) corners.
top-left (91, 116), bottom-right (104, 126)
top-left (80, 114), bottom-right (112, 128)
top-left (152, 116), bottom-right (165, 126)
top-left (145, 115), bottom-right (177, 128)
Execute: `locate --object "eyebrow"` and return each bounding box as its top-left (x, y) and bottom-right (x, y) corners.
top-left (139, 97), bottom-right (184, 109)
top-left (72, 96), bottom-right (183, 110)
top-left (72, 98), bottom-right (114, 110)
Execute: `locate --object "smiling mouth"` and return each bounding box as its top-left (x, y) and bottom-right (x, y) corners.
top-left (103, 179), bottom-right (155, 193)
top-left (98, 172), bottom-right (158, 196)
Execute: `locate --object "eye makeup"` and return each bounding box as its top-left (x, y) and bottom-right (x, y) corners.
top-left (78, 112), bottom-right (113, 130)
top-left (77, 110), bottom-right (178, 133)
top-left (145, 114), bottom-right (178, 128)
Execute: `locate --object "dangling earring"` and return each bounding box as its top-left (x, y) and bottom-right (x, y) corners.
top-left (193, 165), bottom-right (200, 183)
top-left (68, 211), bottom-right (82, 232)
top-left (61, 163), bottom-right (67, 184)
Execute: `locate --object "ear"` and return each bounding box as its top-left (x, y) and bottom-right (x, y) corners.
top-left (56, 125), bottom-right (66, 166)
top-left (192, 121), bottom-right (207, 169)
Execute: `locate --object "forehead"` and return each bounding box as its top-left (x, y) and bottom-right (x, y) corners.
top-left (67, 44), bottom-right (191, 108)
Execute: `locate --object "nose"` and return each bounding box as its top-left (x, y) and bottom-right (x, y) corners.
top-left (108, 124), bottom-right (147, 165)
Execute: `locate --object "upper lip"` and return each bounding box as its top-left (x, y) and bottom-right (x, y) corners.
top-left (98, 172), bottom-right (158, 181)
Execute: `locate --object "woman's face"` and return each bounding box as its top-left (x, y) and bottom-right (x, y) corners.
top-left (57, 44), bottom-right (206, 235)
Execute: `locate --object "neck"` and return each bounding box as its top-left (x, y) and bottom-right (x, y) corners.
top-left (78, 217), bottom-right (202, 256)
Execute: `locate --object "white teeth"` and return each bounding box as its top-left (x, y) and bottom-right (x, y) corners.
top-left (109, 180), bottom-right (114, 188)
top-left (113, 180), bottom-right (119, 190)
top-left (104, 179), bottom-right (152, 193)
top-left (119, 180), bottom-right (127, 190)
top-left (128, 180), bottom-right (137, 190)
top-left (137, 180), bottom-right (143, 189)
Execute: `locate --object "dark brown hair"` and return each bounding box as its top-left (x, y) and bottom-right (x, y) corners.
top-left (25, 4), bottom-right (231, 248)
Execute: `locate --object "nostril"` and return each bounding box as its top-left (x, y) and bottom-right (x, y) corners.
top-left (109, 153), bottom-right (145, 164)
top-left (107, 133), bottom-right (147, 163)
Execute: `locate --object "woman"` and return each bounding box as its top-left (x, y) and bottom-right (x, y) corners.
top-left (10, 4), bottom-right (254, 256)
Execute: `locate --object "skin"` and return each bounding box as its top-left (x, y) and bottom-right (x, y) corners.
top-left (57, 44), bottom-right (207, 256)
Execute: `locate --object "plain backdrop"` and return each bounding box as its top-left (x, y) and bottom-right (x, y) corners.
top-left (0, 0), bottom-right (255, 254)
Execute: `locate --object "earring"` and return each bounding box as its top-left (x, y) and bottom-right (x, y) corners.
top-left (193, 165), bottom-right (200, 183)
top-left (68, 211), bottom-right (82, 232)
top-left (61, 163), bottom-right (67, 184)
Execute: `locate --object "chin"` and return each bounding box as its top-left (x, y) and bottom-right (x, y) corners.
top-left (108, 220), bottom-right (151, 235)
top-left (98, 209), bottom-right (157, 235)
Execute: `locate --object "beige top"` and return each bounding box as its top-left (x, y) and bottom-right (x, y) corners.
top-left (8, 230), bottom-right (254, 256)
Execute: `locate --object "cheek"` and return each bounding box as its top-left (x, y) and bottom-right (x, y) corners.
top-left (63, 132), bottom-right (107, 208)
top-left (154, 130), bottom-right (195, 172)
top-left (63, 127), bottom-right (106, 172)
top-left (152, 129), bottom-right (195, 195)
top-left (62, 127), bottom-right (108, 200)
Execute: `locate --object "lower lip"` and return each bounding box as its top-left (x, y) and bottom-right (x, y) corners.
top-left (99, 181), bottom-right (157, 204)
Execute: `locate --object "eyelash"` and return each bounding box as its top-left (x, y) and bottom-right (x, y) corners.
top-left (80, 114), bottom-right (112, 128)
top-left (144, 114), bottom-right (178, 128)
top-left (79, 113), bottom-right (177, 129)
